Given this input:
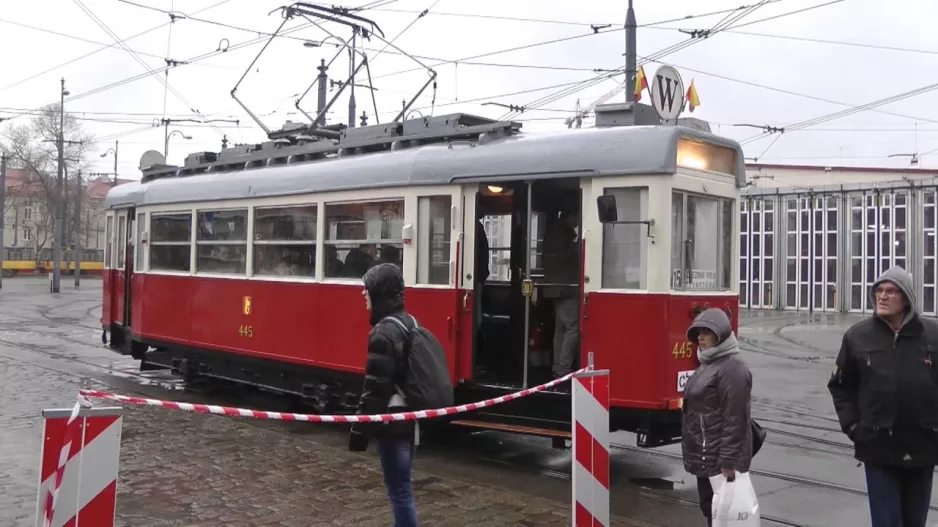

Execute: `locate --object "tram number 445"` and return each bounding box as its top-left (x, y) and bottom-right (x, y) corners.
top-left (238, 325), bottom-right (253, 338)
top-left (672, 341), bottom-right (694, 359)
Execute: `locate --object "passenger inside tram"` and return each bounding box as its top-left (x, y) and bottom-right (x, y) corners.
top-left (472, 179), bottom-right (583, 388)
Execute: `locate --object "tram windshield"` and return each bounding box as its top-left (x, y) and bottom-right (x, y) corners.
top-left (670, 191), bottom-right (735, 291)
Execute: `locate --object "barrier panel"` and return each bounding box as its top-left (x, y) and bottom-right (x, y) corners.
top-left (572, 361), bottom-right (611, 527)
top-left (35, 401), bottom-right (122, 527)
top-left (64, 362), bottom-right (610, 525)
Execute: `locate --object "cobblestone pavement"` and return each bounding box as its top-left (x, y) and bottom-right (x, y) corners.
top-left (1, 280), bottom-right (671, 526)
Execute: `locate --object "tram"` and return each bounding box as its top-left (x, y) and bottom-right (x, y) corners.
top-left (100, 104), bottom-right (745, 447)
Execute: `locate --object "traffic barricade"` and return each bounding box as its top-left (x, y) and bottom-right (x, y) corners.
top-left (42, 359), bottom-right (610, 526)
top-left (35, 398), bottom-right (123, 527)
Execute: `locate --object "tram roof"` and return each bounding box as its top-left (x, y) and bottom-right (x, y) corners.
top-left (104, 119), bottom-right (745, 210)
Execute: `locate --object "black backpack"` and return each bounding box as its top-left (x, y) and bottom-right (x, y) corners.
top-left (382, 314), bottom-right (454, 411)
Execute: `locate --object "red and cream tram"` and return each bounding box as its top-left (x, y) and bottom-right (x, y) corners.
top-left (101, 106), bottom-right (744, 447)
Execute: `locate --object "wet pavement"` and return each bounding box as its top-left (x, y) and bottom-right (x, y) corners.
top-left (2, 277), bottom-right (938, 526)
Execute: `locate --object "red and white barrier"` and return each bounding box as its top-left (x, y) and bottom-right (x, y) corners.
top-left (35, 403), bottom-right (123, 527)
top-left (64, 362), bottom-right (610, 525)
top-left (572, 357), bottom-right (610, 527)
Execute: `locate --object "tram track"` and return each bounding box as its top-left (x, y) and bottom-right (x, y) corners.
top-left (609, 442), bottom-right (938, 512)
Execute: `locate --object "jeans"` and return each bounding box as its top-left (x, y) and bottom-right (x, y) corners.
top-left (697, 476), bottom-right (714, 527)
top-left (865, 463), bottom-right (934, 527)
top-left (377, 438), bottom-right (419, 527)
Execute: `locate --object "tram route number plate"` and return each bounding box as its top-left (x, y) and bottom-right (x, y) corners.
top-left (677, 370), bottom-right (695, 392)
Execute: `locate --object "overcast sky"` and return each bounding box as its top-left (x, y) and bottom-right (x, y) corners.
top-left (1, 0), bottom-right (936, 179)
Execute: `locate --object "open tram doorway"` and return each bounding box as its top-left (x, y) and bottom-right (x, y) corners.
top-left (472, 177), bottom-right (582, 390)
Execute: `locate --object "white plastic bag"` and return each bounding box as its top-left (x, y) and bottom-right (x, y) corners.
top-left (709, 471), bottom-right (760, 527)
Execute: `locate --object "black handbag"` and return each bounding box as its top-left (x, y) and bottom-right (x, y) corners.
top-left (751, 419), bottom-right (767, 456)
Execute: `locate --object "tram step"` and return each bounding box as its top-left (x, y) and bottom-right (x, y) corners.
top-left (448, 419), bottom-right (571, 439)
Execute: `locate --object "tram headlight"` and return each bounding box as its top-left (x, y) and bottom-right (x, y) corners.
top-left (676, 150), bottom-right (708, 170)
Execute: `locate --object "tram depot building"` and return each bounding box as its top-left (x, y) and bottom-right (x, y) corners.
top-left (739, 163), bottom-right (938, 316)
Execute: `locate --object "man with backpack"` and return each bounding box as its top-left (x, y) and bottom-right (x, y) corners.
top-left (349, 263), bottom-right (453, 527)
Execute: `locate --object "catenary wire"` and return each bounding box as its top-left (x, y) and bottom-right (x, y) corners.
top-left (498, 0), bottom-right (778, 119)
top-left (513, 0), bottom-right (844, 123)
top-left (0, 0), bottom-right (235, 95)
top-left (72, 0), bottom-right (227, 137)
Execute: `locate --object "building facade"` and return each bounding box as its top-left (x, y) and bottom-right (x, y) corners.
top-left (740, 163), bottom-right (938, 315)
top-left (2, 168), bottom-right (124, 264)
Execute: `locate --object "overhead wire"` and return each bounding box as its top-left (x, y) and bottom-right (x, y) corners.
top-left (0, 0), bottom-right (235, 95)
top-left (739, 81), bottom-right (938, 161)
top-left (72, 0), bottom-right (227, 137)
top-left (498, 1), bottom-right (776, 120)
top-left (509, 0), bottom-right (847, 122)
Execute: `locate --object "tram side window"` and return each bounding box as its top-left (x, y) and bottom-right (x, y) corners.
top-left (196, 209), bottom-right (248, 275)
top-left (117, 215), bottom-right (126, 270)
top-left (134, 213), bottom-right (145, 272)
top-left (602, 187), bottom-right (647, 289)
top-left (324, 199), bottom-right (404, 279)
top-left (253, 205), bottom-right (318, 278)
top-left (150, 212), bottom-right (192, 272)
top-left (671, 191), bottom-right (734, 290)
top-left (417, 196), bottom-right (452, 285)
top-left (104, 216), bottom-right (113, 269)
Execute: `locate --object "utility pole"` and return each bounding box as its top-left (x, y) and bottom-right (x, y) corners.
top-left (317, 59), bottom-right (328, 127)
top-left (348, 28), bottom-right (357, 129)
top-left (0, 153), bottom-right (6, 291)
top-left (52, 77), bottom-right (68, 294)
top-left (625, 0), bottom-right (637, 102)
top-left (74, 169), bottom-right (82, 287)
top-left (111, 140), bottom-right (118, 186)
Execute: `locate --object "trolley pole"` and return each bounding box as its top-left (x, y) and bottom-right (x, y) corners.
top-left (0, 153), bottom-right (6, 291)
top-left (74, 169), bottom-right (82, 287)
top-left (625, 0), bottom-right (637, 102)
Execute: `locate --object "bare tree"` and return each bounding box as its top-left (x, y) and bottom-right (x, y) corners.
top-left (1, 105), bottom-right (95, 256)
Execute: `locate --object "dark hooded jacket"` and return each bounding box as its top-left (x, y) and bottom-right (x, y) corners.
top-left (681, 308), bottom-right (753, 477)
top-left (349, 263), bottom-right (415, 450)
top-left (828, 265), bottom-right (938, 467)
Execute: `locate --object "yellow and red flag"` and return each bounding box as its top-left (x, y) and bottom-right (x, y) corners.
top-left (634, 65), bottom-right (648, 101)
top-left (686, 80), bottom-right (701, 112)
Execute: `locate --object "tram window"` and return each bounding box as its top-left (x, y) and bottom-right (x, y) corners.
top-left (104, 216), bottom-right (113, 269)
top-left (117, 215), bottom-right (126, 270)
top-left (134, 213), bottom-right (145, 272)
top-left (417, 196), bottom-right (452, 285)
top-left (671, 191), bottom-right (733, 291)
top-left (150, 212), bottom-right (192, 272)
top-left (196, 209), bottom-right (248, 275)
top-left (253, 205), bottom-right (318, 278)
top-left (324, 199), bottom-right (404, 278)
top-left (722, 199), bottom-right (733, 289)
top-left (601, 187), bottom-right (647, 289)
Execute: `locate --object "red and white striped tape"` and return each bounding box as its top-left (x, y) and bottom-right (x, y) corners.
top-left (41, 399), bottom-right (83, 527)
top-left (571, 369), bottom-right (610, 527)
top-left (77, 368), bottom-right (585, 422)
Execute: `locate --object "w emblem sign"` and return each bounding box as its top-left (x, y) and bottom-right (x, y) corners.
top-left (649, 65), bottom-right (685, 121)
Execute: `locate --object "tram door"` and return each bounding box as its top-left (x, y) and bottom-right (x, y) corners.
top-left (473, 178), bottom-right (582, 389)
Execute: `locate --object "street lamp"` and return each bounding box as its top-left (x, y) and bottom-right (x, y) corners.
top-left (164, 130), bottom-right (192, 161)
top-left (100, 140), bottom-right (118, 186)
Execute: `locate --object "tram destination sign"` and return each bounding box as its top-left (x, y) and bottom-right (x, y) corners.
top-left (649, 65), bottom-right (685, 122)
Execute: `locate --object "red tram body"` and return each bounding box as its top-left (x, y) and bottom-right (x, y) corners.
top-left (101, 108), bottom-right (744, 447)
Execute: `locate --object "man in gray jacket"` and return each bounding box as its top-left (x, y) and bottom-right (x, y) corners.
top-left (681, 307), bottom-right (753, 526)
top-left (829, 265), bottom-right (938, 527)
